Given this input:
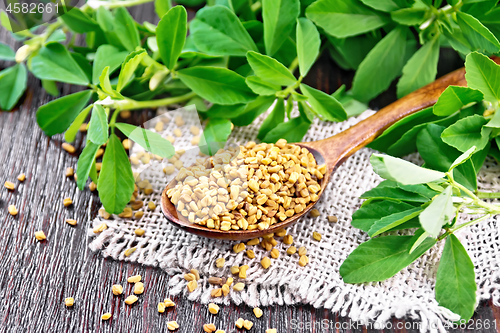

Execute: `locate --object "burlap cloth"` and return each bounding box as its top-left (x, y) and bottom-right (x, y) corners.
top-left (88, 106), bottom-right (500, 332)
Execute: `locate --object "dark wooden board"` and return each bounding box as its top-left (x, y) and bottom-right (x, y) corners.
top-left (0, 6), bottom-right (499, 333)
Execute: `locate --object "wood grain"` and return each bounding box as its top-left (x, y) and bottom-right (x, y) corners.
top-left (0, 7), bottom-right (499, 332)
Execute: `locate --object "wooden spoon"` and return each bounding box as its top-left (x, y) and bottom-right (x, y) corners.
top-left (161, 60), bottom-right (494, 241)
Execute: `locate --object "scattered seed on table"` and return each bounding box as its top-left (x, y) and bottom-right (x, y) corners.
top-left (89, 182), bottom-right (97, 191)
top-left (62, 143), bottom-right (76, 153)
top-left (266, 329), bottom-right (277, 333)
top-left (163, 165), bottom-right (176, 175)
top-left (208, 303), bottom-right (219, 314)
top-left (120, 110), bottom-right (131, 119)
top-left (166, 135), bottom-right (175, 144)
top-left (4, 181), bottom-right (15, 190)
top-left (63, 198), bottom-right (73, 207)
top-left (124, 247), bottom-right (136, 257)
top-left (184, 273), bottom-right (196, 281)
top-left (127, 275), bottom-right (141, 283)
top-left (299, 255), bottom-right (309, 267)
top-left (246, 250), bottom-right (255, 259)
top-left (190, 269), bottom-right (200, 280)
top-left (134, 211), bottom-right (144, 219)
top-left (247, 238), bottom-right (259, 246)
top-left (283, 235), bottom-right (293, 245)
top-left (233, 283), bottom-right (245, 291)
top-left (155, 121), bottom-right (164, 132)
top-left (125, 295), bottom-right (138, 305)
top-left (134, 282), bottom-right (144, 294)
top-left (327, 215), bottom-right (338, 223)
top-left (313, 232), bottom-right (322, 241)
top-left (191, 136), bottom-right (200, 145)
top-left (35, 231), bottom-right (46, 241)
top-left (8, 205), bottom-right (18, 216)
top-left (208, 277), bottom-right (222, 285)
top-left (158, 302), bottom-right (166, 313)
top-left (174, 116), bottom-right (184, 126)
top-left (230, 266), bottom-right (239, 274)
top-left (173, 160), bottom-right (184, 170)
top-left (298, 246), bottom-right (307, 256)
top-left (211, 288), bottom-right (222, 297)
top-left (235, 318), bottom-right (244, 329)
top-left (286, 246), bottom-right (297, 255)
top-left (233, 243), bottom-right (245, 253)
top-left (118, 207), bottom-right (133, 218)
top-left (270, 248), bottom-right (280, 259)
top-left (225, 277), bottom-right (233, 286)
top-left (275, 229), bottom-right (286, 237)
top-left (65, 167), bottom-right (74, 177)
top-left (131, 200), bottom-right (143, 210)
top-left (253, 307), bottom-right (263, 318)
top-left (93, 223), bottom-right (107, 234)
top-left (101, 313), bottom-right (112, 321)
top-left (66, 219), bottom-right (77, 226)
top-left (112, 284), bottom-right (123, 295)
top-left (98, 209), bottom-right (110, 220)
top-left (148, 201), bottom-right (156, 210)
top-left (187, 280), bottom-right (198, 292)
top-left (134, 228), bottom-right (145, 236)
top-left (122, 139), bottom-right (131, 150)
top-left (239, 265), bottom-right (249, 279)
top-left (65, 297), bottom-right (74, 307)
top-left (17, 173), bottom-right (26, 182)
top-left (215, 330), bottom-right (225, 333)
top-left (243, 320), bottom-right (254, 330)
top-left (141, 155), bottom-right (151, 164)
top-left (144, 185), bottom-right (154, 195)
top-left (96, 149), bottom-right (104, 159)
top-left (261, 257), bottom-right (271, 269)
top-left (79, 123), bottom-right (88, 132)
top-left (203, 323), bottom-right (216, 333)
top-left (167, 321), bottom-right (179, 331)
top-left (215, 258), bottom-right (225, 268)
top-left (309, 209), bottom-right (320, 217)
top-left (164, 298), bottom-right (175, 307)
top-left (173, 128), bottom-right (182, 137)
top-left (190, 126), bottom-right (200, 135)
top-left (130, 156), bottom-right (140, 165)
top-left (221, 284), bottom-right (230, 296)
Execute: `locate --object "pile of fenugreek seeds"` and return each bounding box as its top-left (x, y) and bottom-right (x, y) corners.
top-left (166, 139), bottom-right (326, 231)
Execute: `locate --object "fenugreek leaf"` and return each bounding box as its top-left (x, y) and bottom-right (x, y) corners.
top-left (245, 76), bottom-right (281, 96)
top-left (258, 98), bottom-right (284, 140)
top-left (92, 44), bottom-right (129, 85)
top-left (0, 42), bottom-right (15, 61)
top-left (0, 63), bottom-right (26, 111)
top-left (296, 17), bottom-right (320, 77)
top-left (97, 134), bottom-right (135, 214)
top-left (368, 206), bottom-right (423, 237)
top-left (76, 141), bottom-right (99, 190)
top-left (433, 86), bottom-right (484, 116)
top-left (435, 235), bottom-right (477, 320)
top-left (360, 180), bottom-right (434, 203)
top-left (199, 118), bottom-right (232, 155)
top-left (246, 51), bottom-right (297, 86)
top-left (450, 146), bottom-right (477, 170)
top-left (87, 105), bottom-right (109, 146)
top-left (360, 0), bottom-right (409, 12)
top-left (155, 0), bottom-right (171, 18)
top-left (116, 49), bottom-right (147, 93)
top-left (441, 115), bottom-right (491, 152)
top-left (464, 52), bottom-right (500, 103)
top-left (115, 123), bottom-right (175, 158)
top-left (59, 6), bottom-right (101, 33)
top-left (262, 0), bottom-right (300, 56)
top-left (114, 7), bottom-right (141, 52)
top-left (300, 84), bottom-right (347, 121)
top-left (231, 95), bottom-right (276, 126)
top-left (262, 116), bottom-right (311, 143)
top-left (36, 90), bottom-right (93, 136)
top-left (157, 6), bottom-right (187, 70)
top-left (390, 7), bottom-right (428, 26)
top-left (456, 11), bottom-right (500, 54)
top-left (352, 200), bottom-right (416, 232)
top-left (419, 186), bottom-right (455, 238)
top-left (65, 104), bottom-right (93, 143)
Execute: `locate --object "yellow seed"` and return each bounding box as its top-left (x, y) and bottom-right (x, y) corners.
top-left (243, 320), bottom-right (254, 330)
top-left (190, 268), bottom-right (200, 280)
top-left (239, 265), bottom-right (249, 279)
top-left (215, 258), bottom-right (225, 268)
top-left (148, 201), bottom-right (156, 210)
top-left (261, 257), bottom-right (271, 269)
top-left (215, 331), bottom-right (225, 333)
top-left (134, 211), bottom-right (144, 219)
top-left (135, 228), bottom-right (145, 236)
top-left (233, 242), bottom-right (245, 253)
top-left (101, 313), bottom-right (112, 321)
top-left (35, 231), bottom-right (46, 241)
top-left (130, 156), bottom-right (140, 165)
top-left (127, 275), bottom-right (141, 283)
top-left (93, 223), bottom-right (107, 233)
top-left (163, 165), bottom-right (176, 175)
top-left (164, 298), bottom-right (176, 307)
top-left (79, 122), bottom-right (88, 132)
top-left (233, 283), bottom-right (245, 291)
top-left (174, 116), bottom-right (185, 126)
top-left (63, 197), bottom-right (73, 207)
top-left (65, 167), bottom-right (74, 177)
top-left (66, 219), bottom-right (77, 226)
top-left (221, 284), bottom-right (230, 296)
top-left (167, 321), bottom-right (179, 331)
top-left (247, 238), bottom-right (260, 246)
top-left (4, 181), bottom-right (15, 190)
top-left (17, 173), bottom-right (26, 182)
top-left (327, 215), bottom-right (338, 223)
top-left (309, 208), bottom-right (321, 217)
top-left (246, 250), bottom-right (255, 259)
top-left (65, 297), bottom-right (74, 307)
top-left (158, 302), bottom-right (166, 313)
top-left (112, 284), bottom-right (123, 295)
top-left (155, 121), bottom-right (164, 132)
top-left (283, 235), bottom-right (293, 245)
top-left (253, 307), bottom-right (263, 318)
top-left (225, 277), bottom-right (233, 286)
top-left (99, 209), bottom-right (110, 220)
top-left (275, 229), bottom-right (286, 237)
top-left (187, 280), bottom-right (198, 292)
top-left (184, 273), bottom-right (196, 281)
top-left (166, 135), bottom-right (175, 144)
top-left (134, 282), bottom-right (144, 294)
top-left (174, 128), bottom-right (182, 137)
top-left (122, 138), bottom-right (131, 150)
top-left (299, 255), bottom-right (309, 267)
top-left (266, 329), bottom-right (277, 333)
top-left (8, 205), bottom-right (18, 216)
top-left (120, 110), bottom-right (131, 119)
top-left (298, 246), bottom-right (307, 256)
top-left (191, 136), bottom-right (200, 145)
top-left (270, 248), bottom-right (279, 259)
top-left (125, 295), bottom-right (139, 305)
top-left (208, 303), bottom-right (219, 314)
top-left (62, 143), bottom-right (76, 153)
top-left (203, 323), bottom-right (216, 333)
top-left (312, 232), bottom-right (322, 241)
top-left (286, 246), bottom-right (296, 255)
top-left (230, 266), bottom-right (240, 275)
top-left (89, 182), bottom-right (97, 191)
top-left (190, 126), bottom-right (200, 135)
top-left (211, 288), bottom-right (222, 298)
top-left (235, 318), bottom-right (245, 329)
top-left (125, 247), bottom-right (137, 257)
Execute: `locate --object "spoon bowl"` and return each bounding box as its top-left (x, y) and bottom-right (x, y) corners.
top-left (161, 58), bottom-right (500, 240)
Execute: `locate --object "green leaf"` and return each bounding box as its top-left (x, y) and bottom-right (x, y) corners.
top-left (245, 76), bottom-right (281, 95)
top-left (262, 116), bottom-right (311, 143)
top-left (246, 51), bottom-right (296, 86)
top-left (0, 42), bottom-right (15, 61)
top-left (36, 90), bottom-right (93, 136)
top-left (262, 0), bottom-right (300, 56)
top-left (92, 44), bottom-right (129, 85)
top-left (155, 0), bottom-right (172, 18)
top-left (360, 0), bottom-right (409, 11)
top-left (464, 52), bottom-right (500, 103)
top-left (391, 7), bottom-right (428, 25)
top-left (30, 43), bottom-right (89, 85)
top-left (99, 66), bottom-right (115, 97)
top-left (59, 7), bottom-right (101, 33)
top-left (433, 86), bottom-right (484, 116)
top-left (114, 7), bottom-right (141, 52)
top-left (368, 206), bottom-right (423, 237)
top-left (157, 6), bottom-right (187, 70)
top-left (352, 199), bottom-right (416, 232)
top-left (65, 104), bottom-right (92, 143)
top-left (231, 96), bottom-right (276, 126)
top-left (306, 0), bottom-right (389, 38)
top-left (327, 34), bottom-right (381, 71)
top-left (190, 6), bottom-right (258, 57)
top-left (435, 235), bottom-right (477, 320)
top-left (177, 66), bottom-right (257, 105)
top-left (417, 124), bottom-right (477, 191)
top-left (0, 63), bottom-right (26, 111)
top-left (116, 49), bottom-right (147, 93)
top-left (258, 98), bottom-right (285, 140)
top-left (115, 123), bottom-right (175, 158)
top-left (296, 18), bottom-right (320, 77)
top-left (41, 79), bottom-right (59, 97)
top-left (456, 11), bottom-right (500, 54)
top-left (76, 141), bottom-right (99, 190)
top-left (441, 115), bottom-right (490, 152)
top-left (97, 134), bottom-right (135, 214)
top-left (419, 186), bottom-right (455, 238)
top-left (360, 180), bottom-right (435, 203)
top-left (397, 37), bottom-right (439, 98)
top-left (300, 84), bottom-right (347, 121)
top-left (370, 153), bottom-right (446, 184)
top-left (352, 27), bottom-right (408, 102)
top-left (199, 118), bottom-right (232, 155)
top-left (450, 146), bottom-right (477, 170)
top-left (206, 104), bottom-right (246, 118)
top-left (340, 233), bottom-right (436, 283)
top-left (87, 105), bottom-right (109, 145)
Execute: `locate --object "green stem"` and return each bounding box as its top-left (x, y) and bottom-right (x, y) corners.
top-left (288, 57), bottom-right (299, 74)
top-left (116, 91), bottom-right (197, 110)
top-left (448, 214), bottom-right (491, 234)
top-left (109, 108), bottom-right (120, 129)
top-left (476, 191), bottom-right (500, 199)
top-left (251, 1), bottom-right (261, 12)
top-left (90, 0), bottom-right (154, 8)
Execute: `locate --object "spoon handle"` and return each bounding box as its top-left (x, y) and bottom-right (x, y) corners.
top-left (306, 56), bottom-right (499, 168)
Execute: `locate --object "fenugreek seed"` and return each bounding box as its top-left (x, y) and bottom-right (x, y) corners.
top-left (167, 321), bottom-right (179, 331)
top-left (64, 167), bottom-right (74, 178)
top-left (173, 128), bottom-right (182, 137)
top-left (233, 243), bottom-right (245, 253)
top-left (215, 330), bottom-right (225, 333)
top-left (163, 165), bottom-right (176, 175)
top-left (96, 149), bottom-right (104, 159)
top-left (134, 211), bottom-right (144, 219)
top-left (275, 229), bottom-right (286, 237)
top-left (164, 298), bottom-right (176, 307)
top-left (79, 122), bottom-right (88, 132)
top-left (207, 277), bottom-right (222, 286)
top-left (286, 246), bottom-right (296, 255)
top-left (66, 219), bottom-right (77, 226)
top-left (261, 257), bottom-right (271, 269)
top-left (8, 205), bottom-right (18, 216)
top-left (247, 238), bottom-right (260, 246)
top-left (233, 283), bottom-right (245, 291)
top-left (327, 215), bottom-right (338, 223)
top-left (208, 303), bottom-right (219, 314)
top-left (190, 268), bottom-right (200, 280)
top-left (270, 248), bottom-right (280, 259)
top-left (235, 318), bottom-right (245, 329)
top-left (211, 288), bottom-right (222, 297)
top-left (89, 181), bottom-right (97, 191)
top-left (130, 156), bottom-right (140, 165)
top-left (122, 138), bottom-right (131, 150)
top-left (112, 284), bottom-right (123, 295)
top-left (17, 173), bottom-right (26, 182)
top-left (127, 275), bottom-right (141, 283)
top-left (299, 255), bottom-right (309, 267)
top-left (99, 209), bottom-right (110, 219)
top-left (101, 313), bottom-right (112, 320)
top-left (228, 266), bottom-right (238, 275)
top-left (246, 250), bottom-right (255, 259)
top-left (253, 307), bottom-right (263, 318)
top-left (312, 232), bottom-right (322, 241)
top-left (221, 284), bottom-right (230, 296)
top-left (4, 181), bottom-right (15, 190)
top-left (63, 198), bottom-right (73, 207)
top-left (309, 209), bottom-right (320, 218)
top-left (239, 265), bottom-right (249, 279)
top-left (266, 329), bottom-right (277, 333)
top-left (243, 320), bottom-right (254, 330)
top-left (187, 280), bottom-right (198, 292)
top-left (158, 302), bottom-right (166, 313)
top-left (225, 277), bottom-right (233, 286)
top-left (131, 200), bottom-right (143, 210)
top-left (191, 136), bottom-right (200, 145)
top-left (65, 297), bottom-right (74, 307)
top-left (134, 228), bottom-right (145, 236)
top-left (134, 282), bottom-right (144, 294)
top-left (124, 247), bottom-right (137, 257)
top-left (35, 230), bottom-right (46, 241)
top-left (62, 143), bottom-right (76, 153)
top-left (215, 257), bottom-right (225, 268)
top-left (174, 116), bottom-right (185, 126)
top-left (184, 273), bottom-right (196, 281)
top-left (148, 201), bottom-right (156, 210)
top-left (298, 246), bottom-right (307, 256)
top-left (190, 126), bottom-right (200, 135)
top-left (155, 121), bottom-right (164, 132)
top-left (121, 110), bottom-right (131, 119)
top-left (283, 235), bottom-right (293, 245)
top-left (203, 323), bottom-right (216, 333)
top-left (125, 295), bottom-right (139, 305)
top-left (93, 223), bottom-right (108, 234)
